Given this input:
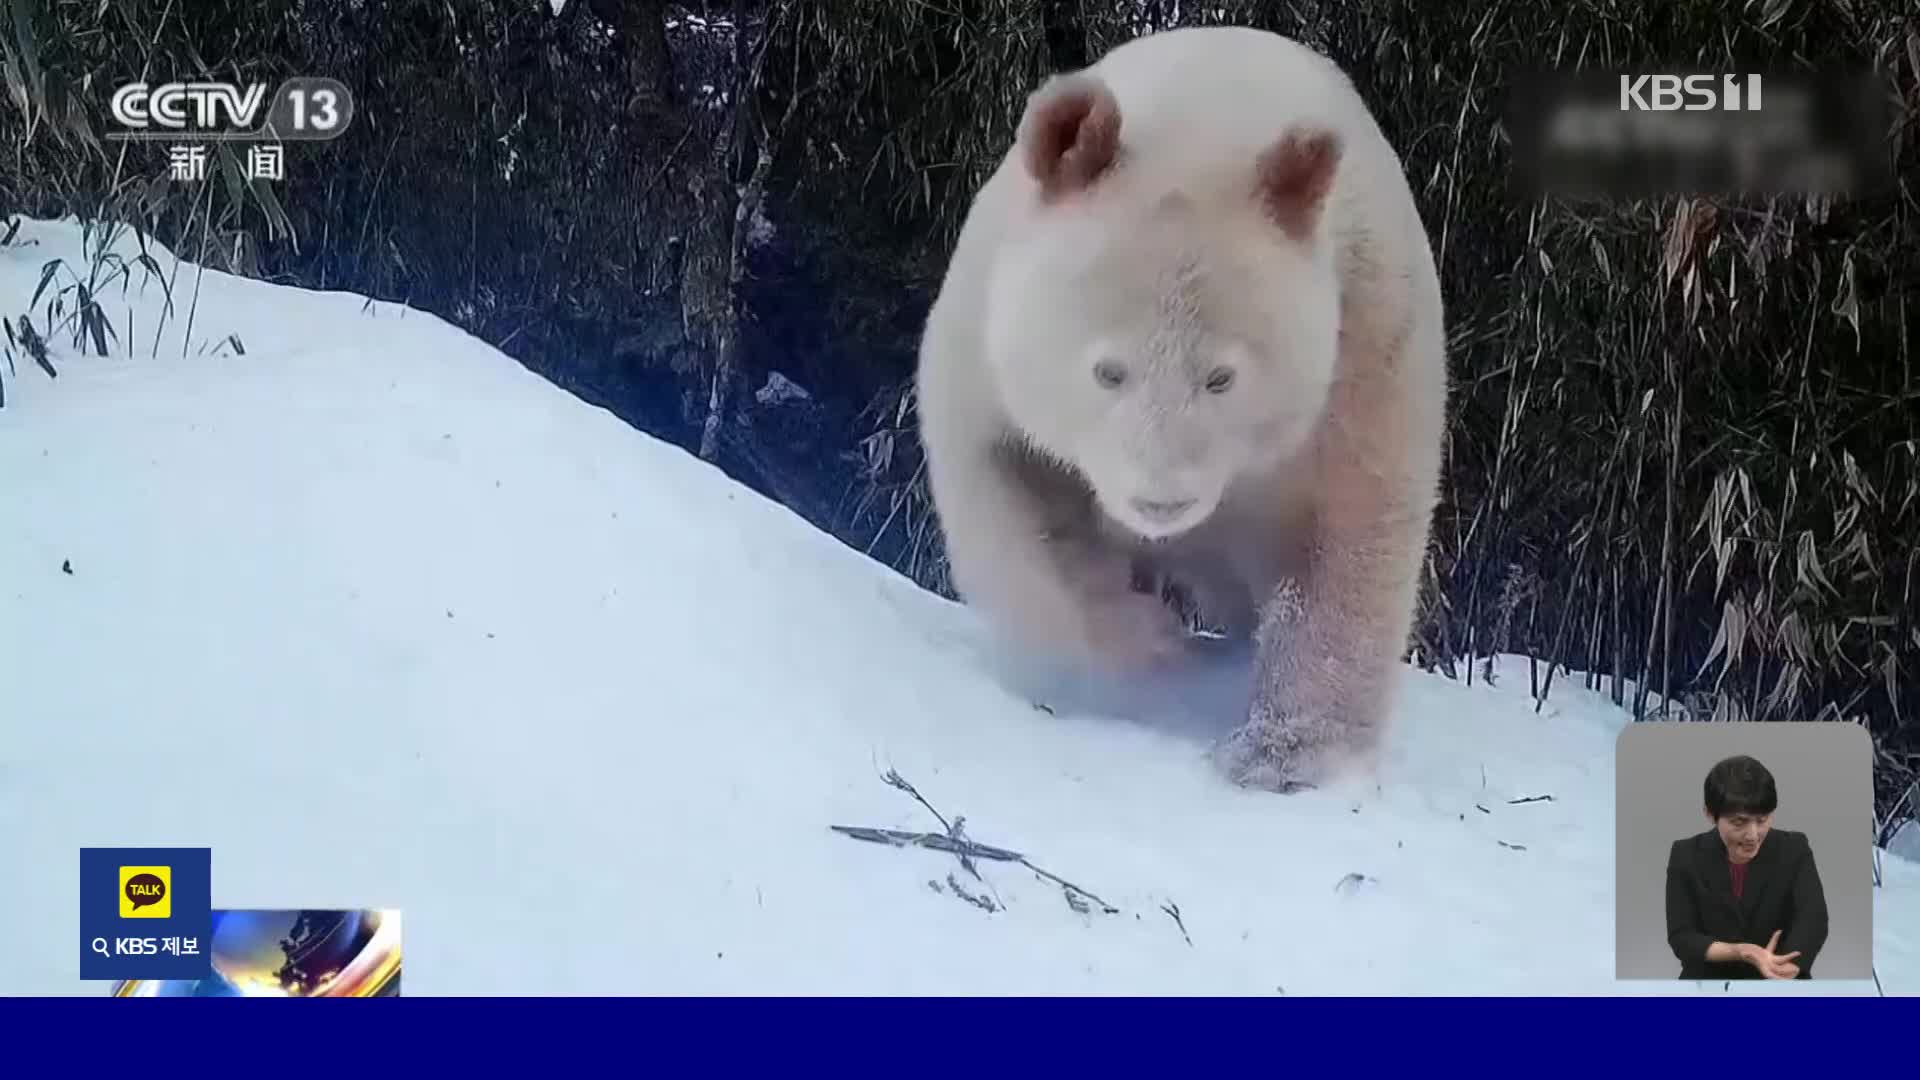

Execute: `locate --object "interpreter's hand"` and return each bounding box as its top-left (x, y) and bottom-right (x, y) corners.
top-left (1741, 931), bottom-right (1802, 979)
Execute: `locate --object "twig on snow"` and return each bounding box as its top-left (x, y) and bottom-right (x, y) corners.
top-left (1334, 872), bottom-right (1378, 894)
top-left (829, 825), bottom-right (1023, 863)
top-left (1161, 900), bottom-right (1192, 946)
top-left (883, 767), bottom-right (954, 834)
top-left (833, 767), bottom-right (1122, 916)
top-left (947, 873), bottom-right (999, 913)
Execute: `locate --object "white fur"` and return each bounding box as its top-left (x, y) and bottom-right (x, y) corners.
top-left (916, 27), bottom-right (1448, 789)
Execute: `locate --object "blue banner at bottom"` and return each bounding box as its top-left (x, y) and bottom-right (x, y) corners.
top-left (4, 998), bottom-right (1908, 1072)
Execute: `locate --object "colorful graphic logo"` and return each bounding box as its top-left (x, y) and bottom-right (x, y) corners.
top-left (113, 909), bottom-right (403, 997)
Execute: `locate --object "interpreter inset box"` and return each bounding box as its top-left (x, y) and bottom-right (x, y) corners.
top-left (1614, 721), bottom-right (1873, 981)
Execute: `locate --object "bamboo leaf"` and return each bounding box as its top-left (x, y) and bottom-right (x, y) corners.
top-left (31, 257), bottom-right (62, 310)
top-left (1881, 644), bottom-right (1904, 715)
top-left (1698, 602), bottom-right (1732, 682)
top-left (5, 0), bottom-right (46, 121)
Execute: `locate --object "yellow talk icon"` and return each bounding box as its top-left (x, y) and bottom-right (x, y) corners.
top-left (119, 865), bottom-right (171, 918)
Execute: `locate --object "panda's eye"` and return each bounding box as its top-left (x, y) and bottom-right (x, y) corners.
top-left (1205, 366), bottom-right (1236, 393)
top-left (1093, 360), bottom-right (1127, 389)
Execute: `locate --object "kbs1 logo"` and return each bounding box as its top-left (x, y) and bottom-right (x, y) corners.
top-left (1618, 74), bottom-right (1764, 112)
top-left (1506, 68), bottom-right (1888, 199)
top-left (107, 76), bottom-right (354, 183)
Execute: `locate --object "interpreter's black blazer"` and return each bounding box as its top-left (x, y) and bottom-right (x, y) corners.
top-left (1665, 827), bottom-right (1828, 980)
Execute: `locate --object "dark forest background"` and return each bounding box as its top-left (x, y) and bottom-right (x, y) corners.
top-left (1, 0), bottom-right (1916, 832)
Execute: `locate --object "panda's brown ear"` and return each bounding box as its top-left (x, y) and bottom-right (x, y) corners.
top-left (1254, 127), bottom-right (1341, 242)
top-left (1017, 73), bottom-right (1122, 202)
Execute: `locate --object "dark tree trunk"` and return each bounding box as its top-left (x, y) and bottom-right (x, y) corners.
top-left (585, 0), bottom-right (677, 120)
top-left (689, 0), bottom-right (798, 461)
top-left (681, 114), bottom-right (739, 444)
top-left (1039, 0), bottom-right (1089, 72)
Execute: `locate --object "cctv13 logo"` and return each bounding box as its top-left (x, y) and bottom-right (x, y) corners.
top-left (119, 865), bottom-right (172, 918)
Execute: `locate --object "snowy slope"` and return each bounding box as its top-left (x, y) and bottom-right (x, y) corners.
top-left (1, 217), bottom-right (1914, 995)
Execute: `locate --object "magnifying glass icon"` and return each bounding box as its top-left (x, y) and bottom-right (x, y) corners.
top-left (90, 937), bottom-right (110, 958)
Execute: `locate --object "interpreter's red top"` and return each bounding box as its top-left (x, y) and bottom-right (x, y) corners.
top-left (1729, 860), bottom-right (1748, 899)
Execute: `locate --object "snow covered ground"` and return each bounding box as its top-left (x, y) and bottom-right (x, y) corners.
top-left (2, 217), bottom-right (1914, 995)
